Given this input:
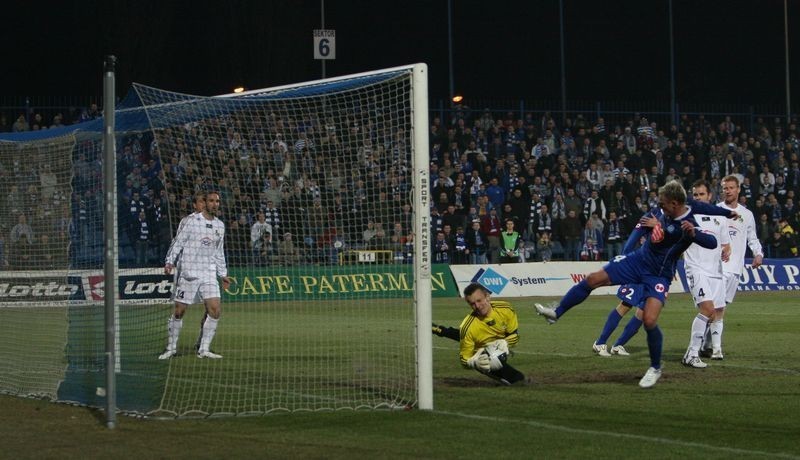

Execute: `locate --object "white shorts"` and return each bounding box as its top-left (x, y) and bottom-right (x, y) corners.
top-left (722, 272), bottom-right (740, 305)
top-left (687, 271), bottom-right (725, 309)
top-left (172, 277), bottom-right (221, 305)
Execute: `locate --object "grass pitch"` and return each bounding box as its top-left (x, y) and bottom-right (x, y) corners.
top-left (1, 291), bottom-right (798, 459)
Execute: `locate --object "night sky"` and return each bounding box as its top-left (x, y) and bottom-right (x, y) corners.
top-left (2, 0), bottom-right (799, 111)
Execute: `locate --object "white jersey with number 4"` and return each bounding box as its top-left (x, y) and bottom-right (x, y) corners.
top-left (684, 213), bottom-right (729, 278)
top-left (165, 213), bottom-right (227, 281)
top-left (717, 202), bottom-right (762, 276)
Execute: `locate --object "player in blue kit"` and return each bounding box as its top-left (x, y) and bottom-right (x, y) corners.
top-left (591, 284), bottom-right (646, 357)
top-left (535, 180), bottom-right (738, 388)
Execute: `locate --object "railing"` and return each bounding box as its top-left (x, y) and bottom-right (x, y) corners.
top-left (0, 96), bottom-right (792, 134)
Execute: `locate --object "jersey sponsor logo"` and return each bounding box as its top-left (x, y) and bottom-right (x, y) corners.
top-left (655, 283), bottom-right (665, 293)
top-left (471, 267), bottom-right (508, 295)
top-left (206, 224), bottom-right (213, 228)
top-left (201, 237), bottom-right (213, 246)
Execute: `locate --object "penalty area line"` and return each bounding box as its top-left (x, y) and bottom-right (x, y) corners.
top-left (437, 410), bottom-right (800, 460)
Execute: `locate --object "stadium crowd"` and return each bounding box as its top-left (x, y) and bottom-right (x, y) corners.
top-left (1, 105), bottom-right (799, 269)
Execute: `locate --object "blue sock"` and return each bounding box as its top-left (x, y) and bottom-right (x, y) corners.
top-left (645, 325), bottom-right (663, 370)
top-left (555, 280), bottom-right (593, 317)
top-left (596, 309), bottom-right (623, 345)
top-left (614, 316), bottom-right (643, 346)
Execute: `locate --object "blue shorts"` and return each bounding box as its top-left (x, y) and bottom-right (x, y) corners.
top-left (604, 252), bottom-right (671, 305)
top-left (616, 284), bottom-right (646, 309)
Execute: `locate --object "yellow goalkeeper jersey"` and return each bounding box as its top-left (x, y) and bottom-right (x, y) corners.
top-left (459, 300), bottom-right (519, 367)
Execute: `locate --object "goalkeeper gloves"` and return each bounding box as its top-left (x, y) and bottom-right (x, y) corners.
top-left (466, 349), bottom-right (491, 372)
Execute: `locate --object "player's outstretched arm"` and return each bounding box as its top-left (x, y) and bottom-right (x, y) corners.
top-left (690, 199), bottom-right (738, 219)
top-left (432, 323), bottom-right (460, 341)
top-left (683, 221), bottom-right (717, 249)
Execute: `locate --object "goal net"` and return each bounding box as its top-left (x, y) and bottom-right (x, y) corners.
top-left (0, 64), bottom-right (431, 417)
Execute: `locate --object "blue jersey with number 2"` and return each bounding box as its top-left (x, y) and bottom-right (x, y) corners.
top-left (605, 200), bottom-right (733, 304)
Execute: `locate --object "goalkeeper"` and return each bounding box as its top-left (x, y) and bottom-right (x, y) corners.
top-left (432, 283), bottom-right (525, 385)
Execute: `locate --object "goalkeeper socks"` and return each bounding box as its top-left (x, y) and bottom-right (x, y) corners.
top-left (644, 325), bottom-right (663, 370)
top-left (167, 316), bottom-right (183, 352)
top-left (614, 316), bottom-right (642, 347)
top-left (199, 316), bottom-right (219, 352)
top-left (597, 309), bottom-right (623, 345)
top-left (710, 320), bottom-right (723, 350)
top-left (688, 313), bottom-right (710, 355)
top-left (555, 279), bottom-right (593, 317)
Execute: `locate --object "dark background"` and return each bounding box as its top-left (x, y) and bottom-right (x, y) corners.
top-left (2, 0), bottom-right (798, 108)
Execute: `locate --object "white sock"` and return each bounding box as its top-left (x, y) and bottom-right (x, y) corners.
top-left (710, 320), bottom-right (724, 351)
top-left (168, 316), bottom-right (183, 352)
top-left (195, 314), bottom-right (207, 348)
top-left (199, 316), bottom-right (219, 352)
top-left (688, 313), bottom-right (709, 357)
top-left (701, 325), bottom-right (712, 351)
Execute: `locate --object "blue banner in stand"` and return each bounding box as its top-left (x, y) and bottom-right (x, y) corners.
top-left (676, 258), bottom-right (800, 292)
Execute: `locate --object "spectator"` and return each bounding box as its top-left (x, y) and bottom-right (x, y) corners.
top-left (452, 226), bottom-right (469, 264)
top-left (583, 189), bottom-right (607, 224)
top-left (480, 208), bottom-right (502, 263)
top-left (0, 235), bottom-right (7, 268)
top-left (766, 230), bottom-right (792, 258)
top-left (777, 218), bottom-right (798, 256)
top-left (561, 210), bottom-right (583, 261)
top-left (537, 232), bottom-right (553, 262)
top-left (604, 210), bottom-right (626, 260)
top-left (466, 219), bottom-right (488, 264)
top-left (433, 231), bottom-right (450, 263)
top-left (133, 210), bottom-right (150, 266)
top-left (499, 219), bottom-right (522, 264)
top-left (10, 214), bottom-right (33, 244)
top-left (278, 232), bottom-right (302, 266)
top-left (11, 115), bottom-right (29, 132)
top-left (251, 212), bottom-right (272, 262)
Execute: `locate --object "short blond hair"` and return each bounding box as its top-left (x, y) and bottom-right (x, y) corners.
top-left (721, 175), bottom-right (740, 187)
top-left (658, 180), bottom-right (687, 204)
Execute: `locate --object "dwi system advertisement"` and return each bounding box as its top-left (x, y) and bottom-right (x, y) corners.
top-left (448, 259), bottom-right (800, 298)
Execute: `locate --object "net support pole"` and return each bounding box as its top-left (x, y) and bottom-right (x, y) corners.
top-left (103, 55), bottom-right (118, 429)
top-left (412, 63), bottom-right (433, 410)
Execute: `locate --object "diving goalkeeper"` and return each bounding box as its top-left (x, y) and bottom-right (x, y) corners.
top-left (432, 282), bottom-right (525, 385)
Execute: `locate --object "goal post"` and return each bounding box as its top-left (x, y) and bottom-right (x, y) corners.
top-left (0, 63), bottom-right (431, 417)
top-left (411, 64), bottom-right (433, 410)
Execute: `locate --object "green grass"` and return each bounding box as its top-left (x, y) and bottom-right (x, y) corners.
top-left (1, 291), bottom-right (799, 459)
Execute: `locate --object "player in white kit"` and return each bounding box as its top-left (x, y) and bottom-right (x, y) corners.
top-left (159, 191), bottom-right (231, 359)
top-left (681, 180), bottom-right (731, 368)
top-left (706, 175), bottom-right (763, 360)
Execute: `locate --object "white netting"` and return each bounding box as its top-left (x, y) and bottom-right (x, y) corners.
top-left (0, 134), bottom-right (75, 399)
top-left (133, 68), bottom-right (422, 415)
top-left (0, 66), bottom-right (427, 417)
